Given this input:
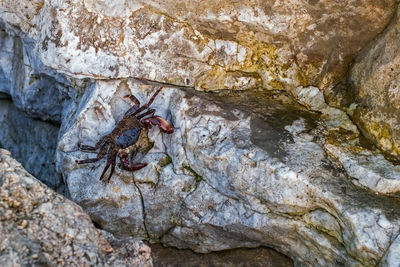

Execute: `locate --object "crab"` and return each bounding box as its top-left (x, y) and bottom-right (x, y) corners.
top-left (75, 86), bottom-right (174, 183)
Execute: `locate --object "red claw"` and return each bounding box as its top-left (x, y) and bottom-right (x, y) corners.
top-left (155, 116), bottom-right (174, 134)
top-left (143, 116), bottom-right (174, 134)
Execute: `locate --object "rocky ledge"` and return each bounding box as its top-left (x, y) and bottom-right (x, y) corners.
top-left (1, 1), bottom-right (400, 266)
top-left (0, 148), bottom-right (152, 266)
top-left (57, 80), bottom-right (400, 266)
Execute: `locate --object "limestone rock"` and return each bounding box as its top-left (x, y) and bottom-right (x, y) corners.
top-left (0, 27), bottom-right (13, 95)
top-left (0, 21), bottom-right (74, 123)
top-left (102, 231), bottom-right (153, 267)
top-left (325, 142), bottom-right (400, 195)
top-left (349, 7), bottom-right (400, 160)
top-left (0, 148), bottom-right (152, 267)
top-left (57, 80), bottom-right (400, 266)
top-left (2, 1), bottom-right (400, 265)
top-left (1, 0), bottom-right (396, 92)
top-left (0, 99), bottom-right (64, 193)
top-left (150, 244), bottom-right (293, 267)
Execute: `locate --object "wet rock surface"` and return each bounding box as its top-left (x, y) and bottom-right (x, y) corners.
top-left (0, 148), bottom-right (152, 266)
top-left (57, 80), bottom-right (400, 266)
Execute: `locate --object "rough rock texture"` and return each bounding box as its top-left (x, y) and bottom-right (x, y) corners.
top-left (2, 1), bottom-right (400, 266)
top-left (349, 7), bottom-right (400, 160)
top-left (102, 231), bottom-right (153, 267)
top-left (0, 19), bottom-right (75, 123)
top-left (0, 148), bottom-right (152, 266)
top-left (1, 0), bottom-right (400, 165)
top-left (0, 0), bottom-right (397, 92)
top-left (0, 99), bottom-right (64, 193)
top-left (57, 81), bottom-right (400, 266)
top-left (150, 244), bottom-right (293, 267)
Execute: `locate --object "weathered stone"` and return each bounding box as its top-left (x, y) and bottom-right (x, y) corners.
top-left (57, 80), bottom-right (400, 266)
top-left (0, 27), bottom-right (13, 95)
top-left (2, 1), bottom-right (400, 266)
top-left (325, 142), bottom-right (400, 195)
top-left (0, 99), bottom-right (64, 193)
top-left (150, 244), bottom-right (293, 267)
top-left (102, 231), bottom-right (153, 267)
top-left (349, 6), bottom-right (400, 160)
top-left (0, 20), bottom-right (73, 122)
top-left (0, 148), bottom-right (152, 267)
top-left (381, 234), bottom-right (400, 267)
top-left (1, 0), bottom-right (397, 92)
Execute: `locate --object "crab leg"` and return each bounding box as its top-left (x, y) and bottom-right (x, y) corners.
top-left (136, 109), bottom-right (155, 119)
top-left (124, 94), bottom-right (140, 106)
top-left (76, 148), bottom-right (107, 164)
top-left (130, 86), bottom-right (164, 116)
top-left (75, 157), bottom-right (101, 164)
top-left (106, 155), bottom-right (117, 183)
top-left (123, 94), bottom-right (141, 119)
top-left (119, 150), bottom-right (148, 171)
top-left (78, 135), bottom-right (109, 151)
top-left (99, 148), bottom-right (118, 182)
top-left (99, 162), bottom-right (111, 182)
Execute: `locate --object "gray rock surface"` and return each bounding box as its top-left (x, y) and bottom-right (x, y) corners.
top-left (2, 1), bottom-right (400, 266)
top-left (57, 80), bottom-right (400, 266)
top-left (0, 21), bottom-right (73, 123)
top-left (0, 148), bottom-right (152, 266)
top-left (0, 0), bottom-right (397, 92)
top-left (350, 6), bottom-right (400, 160)
top-left (0, 99), bottom-right (64, 193)
top-left (102, 231), bottom-right (153, 267)
top-left (150, 244), bottom-right (293, 267)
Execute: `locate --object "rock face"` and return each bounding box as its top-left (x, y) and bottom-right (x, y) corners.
top-left (349, 7), bottom-right (400, 160)
top-left (0, 19), bottom-right (73, 123)
top-left (1, 0), bottom-right (400, 160)
top-left (57, 81), bottom-right (400, 266)
top-left (2, 0), bottom-right (400, 266)
top-left (1, 0), bottom-right (397, 92)
top-left (0, 148), bottom-right (152, 266)
top-left (150, 244), bottom-right (293, 267)
top-left (0, 99), bottom-right (64, 193)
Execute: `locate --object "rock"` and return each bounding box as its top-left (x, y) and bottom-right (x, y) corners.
top-left (325, 142), bottom-right (400, 195)
top-left (2, 0), bottom-right (400, 265)
top-left (57, 80), bottom-right (400, 266)
top-left (0, 20), bottom-right (75, 123)
top-left (381, 234), bottom-right (400, 267)
top-left (349, 6), bottom-right (400, 160)
top-left (0, 27), bottom-right (13, 95)
top-left (0, 99), bottom-right (65, 193)
top-left (0, 148), bottom-right (153, 267)
top-left (102, 231), bottom-right (153, 267)
top-left (149, 244), bottom-right (293, 267)
top-left (0, 0), bottom-right (396, 92)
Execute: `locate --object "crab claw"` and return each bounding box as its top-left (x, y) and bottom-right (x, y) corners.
top-left (157, 116), bottom-right (174, 134)
top-left (144, 116), bottom-right (174, 134)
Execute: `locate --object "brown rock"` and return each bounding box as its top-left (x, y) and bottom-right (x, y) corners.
top-left (0, 148), bottom-right (152, 266)
top-left (150, 244), bottom-right (293, 267)
top-left (1, 0), bottom-right (396, 91)
top-left (350, 6), bottom-right (400, 161)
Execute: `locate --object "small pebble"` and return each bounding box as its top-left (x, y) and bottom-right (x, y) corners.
top-left (18, 220), bottom-right (28, 229)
